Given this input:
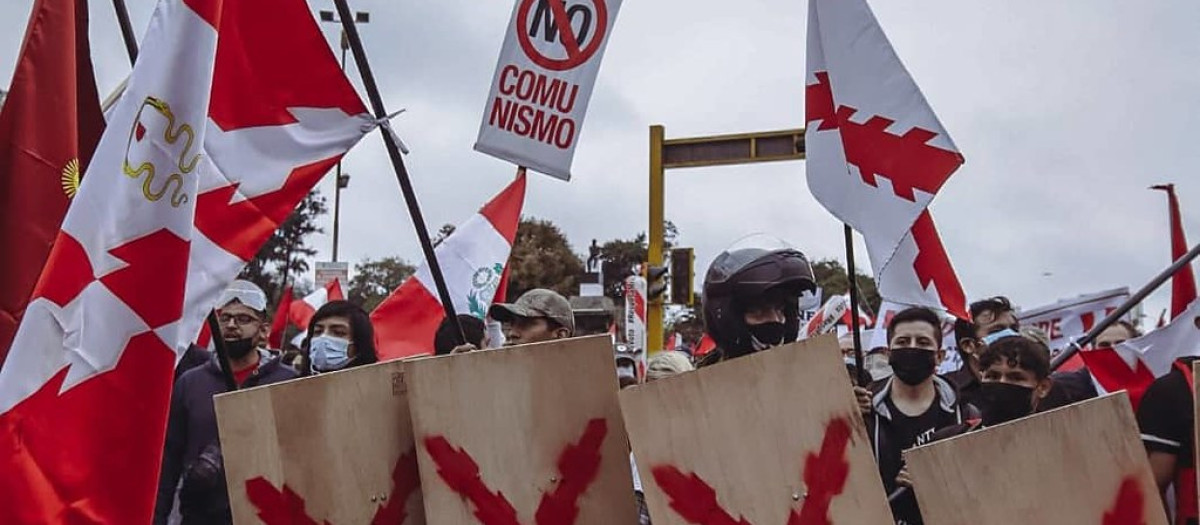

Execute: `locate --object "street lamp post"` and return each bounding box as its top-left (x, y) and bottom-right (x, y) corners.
top-left (318, 9), bottom-right (369, 262)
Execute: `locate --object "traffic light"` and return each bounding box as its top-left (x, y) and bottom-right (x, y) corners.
top-left (646, 264), bottom-right (669, 302)
top-left (670, 247), bottom-right (694, 306)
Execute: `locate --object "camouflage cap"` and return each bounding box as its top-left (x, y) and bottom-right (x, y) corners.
top-left (488, 288), bottom-right (575, 335)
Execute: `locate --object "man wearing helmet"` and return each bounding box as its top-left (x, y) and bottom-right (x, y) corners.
top-left (697, 246), bottom-right (818, 366)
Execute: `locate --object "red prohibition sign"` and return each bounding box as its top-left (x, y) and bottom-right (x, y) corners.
top-left (516, 0), bottom-right (609, 71)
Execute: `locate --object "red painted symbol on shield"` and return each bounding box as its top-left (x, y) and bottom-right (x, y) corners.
top-left (516, 0), bottom-right (609, 71)
top-left (423, 417), bottom-right (608, 525)
top-left (651, 417), bottom-right (854, 525)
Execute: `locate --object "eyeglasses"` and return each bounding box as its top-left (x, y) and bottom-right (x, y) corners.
top-left (218, 313), bottom-right (260, 326)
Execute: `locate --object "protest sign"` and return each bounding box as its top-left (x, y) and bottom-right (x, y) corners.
top-left (475, 0), bottom-right (624, 180)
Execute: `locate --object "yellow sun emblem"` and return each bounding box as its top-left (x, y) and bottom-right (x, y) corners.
top-left (60, 158), bottom-right (81, 198)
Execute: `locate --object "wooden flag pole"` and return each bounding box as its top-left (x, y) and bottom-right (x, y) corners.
top-left (331, 0), bottom-right (465, 346)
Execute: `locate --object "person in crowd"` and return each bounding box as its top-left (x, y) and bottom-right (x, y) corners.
top-left (976, 335), bottom-right (1054, 426)
top-left (1041, 321), bottom-right (1141, 409)
top-left (433, 314), bottom-right (487, 356)
top-left (947, 296), bottom-right (1021, 408)
top-left (865, 306), bottom-right (975, 525)
top-left (646, 350), bottom-right (694, 382)
top-left (614, 343), bottom-right (644, 389)
top-left (488, 288), bottom-right (576, 346)
top-left (1138, 351), bottom-right (1200, 525)
top-left (303, 300), bottom-right (378, 374)
top-left (155, 281), bottom-right (298, 525)
top-left (695, 246), bottom-right (817, 367)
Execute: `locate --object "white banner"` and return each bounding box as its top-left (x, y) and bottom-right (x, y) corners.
top-left (475, 0), bottom-right (624, 180)
top-left (624, 275), bottom-right (646, 354)
top-left (1017, 287), bottom-right (1130, 350)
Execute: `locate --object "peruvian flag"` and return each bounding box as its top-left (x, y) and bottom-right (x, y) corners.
top-left (0, 0), bottom-right (369, 521)
top-left (805, 0), bottom-right (968, 319)
top-left (289, 278), bottom-right (345, 330)
top-left (372, 171), bottom-right (526, 360)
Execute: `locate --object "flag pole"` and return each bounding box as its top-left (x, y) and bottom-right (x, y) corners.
top-left (844, 224), bottom-right (869, 387)
top-left (331, 0), bottom-right (465, 346)
top-left (1051, 241), bottom-right (1200, 371)
top-left (111, 0), bottom-right (139, 64)
top-left (206, 311), bottom-right (239, 391)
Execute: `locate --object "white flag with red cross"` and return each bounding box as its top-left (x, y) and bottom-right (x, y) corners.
top-left (0, 0), bottom-right (370, 521)
top-left (805, 0), bottom-right (968, 319)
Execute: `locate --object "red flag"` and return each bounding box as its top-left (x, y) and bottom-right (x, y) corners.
top-left (268, 287), bottom-right (294, 349)
top-left (0, 0), bottom-right (105, 367)
top-left (1151, 184), bottom-right (1196, 319)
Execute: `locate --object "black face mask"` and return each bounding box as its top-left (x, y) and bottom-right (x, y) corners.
top-left (979, 382), bottom-right (1035, 426)
top-left (889, 348), bottom-right (937, 386)
top-left (747, 322), bottom-right (788, 351)
top-left (224, 337), bottom-right (256, 360)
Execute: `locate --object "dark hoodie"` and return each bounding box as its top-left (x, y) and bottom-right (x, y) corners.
top-left (154, 352), bottom-right (297, 525)
top-left (867, 375), bottom-right (978, 525)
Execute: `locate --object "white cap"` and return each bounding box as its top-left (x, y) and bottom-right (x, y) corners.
top-left (217, 279), bottom-right (268, 312)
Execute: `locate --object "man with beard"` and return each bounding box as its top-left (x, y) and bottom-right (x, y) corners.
top-left (154, 281), bottom-right (298, 525)
top-left (866, 306), bottom-right (975, 525)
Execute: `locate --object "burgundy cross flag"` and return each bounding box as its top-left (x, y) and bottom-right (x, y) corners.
top-left (805, 0), bottom-right (968, 319)
top-left (0, 0), bottom-right (370, 521)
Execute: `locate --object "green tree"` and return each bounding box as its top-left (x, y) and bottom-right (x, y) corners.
top-left (238, 190), bottom-right (327, 302)
top-left (596, 221), bottom-right (680, 299)
top-left (348, 256), bottom-right (417, 311)
top-left (811, 258), bottom-right (881, 314)
top-left (506, 217), bottom-right (584, 301)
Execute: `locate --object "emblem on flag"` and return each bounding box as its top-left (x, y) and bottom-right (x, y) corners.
top-left (469, 263), bottom-right (505, 318)
top-left (122, 96), bottom-right (198, 208)
top-left (60, 158), bottom-right (81, 198)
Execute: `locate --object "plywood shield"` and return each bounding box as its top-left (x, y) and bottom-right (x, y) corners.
top-left (216, 359), bottom-right (424, 524)
top-left (906, 392), bottom-right (1164, 525)
top-left (404, 335), bottom-right (637, 525)
top-left (620, 335), bottom-right (892, 524)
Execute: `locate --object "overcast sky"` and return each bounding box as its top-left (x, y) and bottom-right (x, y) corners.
top-left (3, 0), bottom-right (1199, 321)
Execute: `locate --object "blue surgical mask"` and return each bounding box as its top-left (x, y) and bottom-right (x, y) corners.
top-left (981, 328), bottom-right (1020, 346)
top-left (310, 335), bottom-right (352, 372)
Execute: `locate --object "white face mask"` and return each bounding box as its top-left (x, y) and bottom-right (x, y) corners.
top-left (310, 335), bottom-right (352, 372)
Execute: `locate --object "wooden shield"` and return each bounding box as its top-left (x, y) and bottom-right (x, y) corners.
top-left (404, 335), bottom-right (638, 525)
top-left (216, 359), bottom-right (424, 524)
top-left (906, 392), bottom-right (1164, 525)
top-left (620, 335), bottom-right (892, 524)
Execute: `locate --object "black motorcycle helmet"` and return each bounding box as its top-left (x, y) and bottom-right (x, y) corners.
top-left (702, 247), bottom-right (817, 360)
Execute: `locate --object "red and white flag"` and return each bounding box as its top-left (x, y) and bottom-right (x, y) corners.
top-left (0, 0), bottom-right (369, 521)
top-left (1121, 298), bottom-right (1200, 378)
top-left (372, 172), bottom-right (526, 360)
top-left (805, 0), bottom-right (967, 319)
top-left (289, 278), bottom-right (344, 330)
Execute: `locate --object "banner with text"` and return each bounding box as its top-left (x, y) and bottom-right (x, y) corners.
top-left (475, 0), bottom-right (624, 180)
top-left (1017, 287), bottom-right (1130, 350)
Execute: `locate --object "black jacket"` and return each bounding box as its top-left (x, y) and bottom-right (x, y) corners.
top-left (867, 375), bottom-right (977, 525)
top-left (154, 352), bottom-right (297, 525)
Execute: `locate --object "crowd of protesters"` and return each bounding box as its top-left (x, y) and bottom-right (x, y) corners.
top-left (153, 244), bottom-right (1196, 525)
